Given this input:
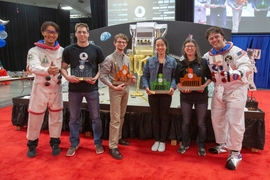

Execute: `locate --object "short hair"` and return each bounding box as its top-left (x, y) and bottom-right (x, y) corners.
top-left (205, 26), bottom-right (225, 40)
top-left (40, 21), bottom-right (60, 34)
top-left (114, 33), bottom-right (129, 43)
top-left (75, 23), bottom-right (89, 32)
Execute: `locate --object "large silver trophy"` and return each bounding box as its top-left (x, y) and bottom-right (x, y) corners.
top-left (128, 22), bottom-right (167, 96)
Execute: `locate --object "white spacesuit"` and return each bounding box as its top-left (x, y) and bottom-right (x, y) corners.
top-left (203, 41), bottom-right (252, 170)
top-left (194, 0), bottom-right (210, 24)
top-left (26, 42), bottom-right (64, 141)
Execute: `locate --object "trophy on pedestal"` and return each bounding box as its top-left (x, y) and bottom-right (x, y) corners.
top-left (128, 22), bottom-right (168, 96)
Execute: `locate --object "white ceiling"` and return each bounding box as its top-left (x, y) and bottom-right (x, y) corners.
top-left (0, 0), bottom-right (91, 18)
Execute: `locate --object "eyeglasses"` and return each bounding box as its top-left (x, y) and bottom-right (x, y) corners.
top-left (185, 45), bottom-right (195, 48)
top-left (76, 31), bottom-right (88, 35)
top-left (208, 34), bottom-right (222, 41)
top-left (116, 41), bottom-right (127, 44)
top-left (44, 29), bottom-right (58, 35)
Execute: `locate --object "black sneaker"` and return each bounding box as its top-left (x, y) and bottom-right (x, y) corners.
top-left (178, 146), bottom-right (189, 154)
top-left (52, 145), bottom-right (61, 156)
top-left (198, 148), bottom-right (206, 156)
top-left (27, 147), bottom-right (37, 158)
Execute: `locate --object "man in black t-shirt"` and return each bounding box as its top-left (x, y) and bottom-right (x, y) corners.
top-left (61, 23), bottom-right (105, 157)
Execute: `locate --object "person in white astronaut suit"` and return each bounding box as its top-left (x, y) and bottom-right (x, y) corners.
top-left (26, 21), bottom-right (64, 158)
top-left (194, 0), bottom-right (210, 24)
top-left (203, 26), bottom-right (252, 170)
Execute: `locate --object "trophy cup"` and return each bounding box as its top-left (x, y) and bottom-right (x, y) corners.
top-left (128, 22), bottom-right (168, 96)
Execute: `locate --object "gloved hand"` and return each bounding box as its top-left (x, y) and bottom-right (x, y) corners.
top-left (229, 70), bottom-right (243, 81)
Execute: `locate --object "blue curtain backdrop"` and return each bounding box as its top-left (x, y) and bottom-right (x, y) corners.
top-left (232, 34), bottom-right (270, 89)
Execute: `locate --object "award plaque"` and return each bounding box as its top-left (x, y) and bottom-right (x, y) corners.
top-left (178, 68), bottom-right (204, 91)
top-left (149, 73), bottom-right (171, 94)
top-left (77, 77), bottom-right (93, 81)
top-left (72, 60), bottom-right (94, 81)
top-left (112, 65), bottom-right (135, 86)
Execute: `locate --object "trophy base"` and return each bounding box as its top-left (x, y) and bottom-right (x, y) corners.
top-left (178, 86), bottom-right (204, 91)
top-left (113, 81), bottom-right (135, 86)
top-left (130, 91), bottom-right (144, 96)
top-left (78, 77), bottom-right (93, 81)
top-left (149, 90), bottom-right (170, 94)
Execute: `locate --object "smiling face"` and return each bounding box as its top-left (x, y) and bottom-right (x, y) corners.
top-left (42, 25), bottom-right (58, 47)
top-left (75, 26), bottom-right (89, 44)
top-left (114, 38), bottom-right (127, 52)
top-left (155, 38), bottom-right (167, 56)
top-left (184, 42), bottom-right (196, 57)
top-left (207, 32), bottom-right (226, 51)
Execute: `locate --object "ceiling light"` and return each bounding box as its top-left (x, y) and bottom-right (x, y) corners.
top-left (61, 6), bottom-right (73, 10)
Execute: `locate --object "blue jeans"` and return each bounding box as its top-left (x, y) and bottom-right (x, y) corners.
top-left (68, 91), bottom-right (102, 146)
top-left (181, 101), bottom-right (207, 148)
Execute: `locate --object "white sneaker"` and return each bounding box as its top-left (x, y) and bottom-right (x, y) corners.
top-left (208, 144), bottom-right (228, 154)
top-left (158, 142), bottom-right (165, 152)
top-left (151, 141), bottom-right (160, 151)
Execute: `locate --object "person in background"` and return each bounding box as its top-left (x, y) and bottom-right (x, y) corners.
top-left (251, 0), bottom-right (270, 20)
top-left (203, 26), bottom-right (252, 170)
top-left (209, 0), bottom-right (227, 28)
top-left (194, 0), bottom-right (210, 24)
top-left (26, 21), bottom-right (63, 158)
top-left (142, 37), bottom-right (176, 152)
top-left (227, 0), bottom-right (247, 32)
top-left (175, 38), bottom-right (212, 156)
top-left (61, 23), bottom-right (105, 157)
top-left (100, 33), bottom-right (136, 160)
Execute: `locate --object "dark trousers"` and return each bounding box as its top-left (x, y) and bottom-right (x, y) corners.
top-left (181, 101), bottom-right (207, 148)
top-left (148, 94), bottom-right (172, 142)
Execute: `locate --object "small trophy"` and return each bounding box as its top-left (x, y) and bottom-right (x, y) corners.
top-left (113, 65), bottom-right (135, 86)
top-left (73, 61), bottom-right (93, 81)
top-left (149, 73), bottom-right (171, 94)
top-left (178, 68), bottom-right (204, 91)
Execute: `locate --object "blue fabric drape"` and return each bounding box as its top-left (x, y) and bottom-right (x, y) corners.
top-left (232, 34), bottom-right (270, 89)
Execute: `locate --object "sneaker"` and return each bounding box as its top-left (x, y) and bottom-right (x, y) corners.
top-left (66, 146), bottom-right (78, 157)
top-left (178, 145), bottom-right (189, 154)
top-left (208, 145), bottom-right (228, 154)
top-left (225, 151), bottom-right (242, 170)
top-left (151, 141), bottom-right (160, 151)
top-left (198, 148), bottom-right (206, 156)
top-left (52, 145), bottom-right (61, 156)
top-left (158, 142), bottom-right (165, 152)
top-left (27, 147), bottom-right (37, 158)
top-left (95, 144), bottom-right (104, 154)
